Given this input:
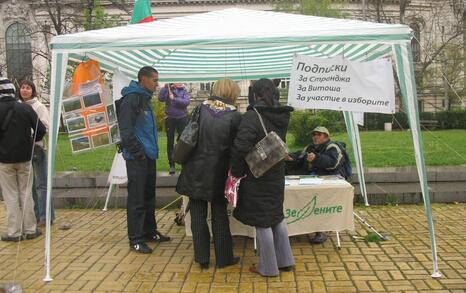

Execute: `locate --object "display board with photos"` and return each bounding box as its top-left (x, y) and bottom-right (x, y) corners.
top-left (63, 81), bottom-right (120, 153)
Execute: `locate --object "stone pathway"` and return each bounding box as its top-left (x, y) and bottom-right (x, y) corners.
top-left (0, 204), bottom-right (465, 292)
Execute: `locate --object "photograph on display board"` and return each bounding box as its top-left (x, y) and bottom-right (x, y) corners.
top-left (87, 112), bottom-right (107, 129)
top-left (70, 136), bottom-right (91, 152)
top-left (82, 91), bottom-right (102, 108)
top-left (64, 111), bottom-right (82, 120)
top-left (92, 132), bottom-right (110, 148)
top-left (109, 124), bottom-right (120, 144)
top-left (66, 116), bottom-right (86, 133)
top-left (106, 104), bottom-right (116, 124)
top-left (63, 96), bottom-right (82, 113)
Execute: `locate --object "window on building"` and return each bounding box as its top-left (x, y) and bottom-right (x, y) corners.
top-left (200, 82), bottom-right (213, 92)
top-left (280, 79), bottom-right (290, 89)
top-left (417, 100), bottom-right (424, 112)
top-left (410, 23), bottom-right (421, 63)
top-left (5, 22), bottom-right (33, 83)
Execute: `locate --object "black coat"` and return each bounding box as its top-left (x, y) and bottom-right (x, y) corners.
top-left (0, 96), bottom-right (46, 163)
top-left (176, 97), bottom-right (242, 202)
top-left (309, 140), bottom-right (344, 176)
top-left (231, 102), bottom-right (293, 228)
top-left (286, 140), bottom-right (343, 176)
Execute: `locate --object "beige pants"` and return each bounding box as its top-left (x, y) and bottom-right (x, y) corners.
top-left (0, 162), bottom-right (37, 237)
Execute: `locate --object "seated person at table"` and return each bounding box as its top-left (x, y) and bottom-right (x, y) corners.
top-left (286, 126), bottom-right (347, 244)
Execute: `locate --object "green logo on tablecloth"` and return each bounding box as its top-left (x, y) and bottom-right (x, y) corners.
top-left (285, 195), bottom-right (343, 224)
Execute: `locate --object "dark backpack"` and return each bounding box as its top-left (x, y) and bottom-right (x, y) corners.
top-left (333, 141), bottom-right (352, 180)
top-left (114, 94), bottom-right (144, 152)
top-left (114, 94), bottom-right (144, 121)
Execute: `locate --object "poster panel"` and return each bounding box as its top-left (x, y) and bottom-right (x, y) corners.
top-left (288, 54), bottom-right (395, 114)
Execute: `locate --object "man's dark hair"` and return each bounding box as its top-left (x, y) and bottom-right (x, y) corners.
top-left (137, 66), bottom-right (158, 82)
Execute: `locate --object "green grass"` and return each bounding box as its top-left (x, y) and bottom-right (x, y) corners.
top-left (55, 132), bottom-right (172, 172)
top-left (288, 129), bottom-right (466, 168)
top-left (55, 130), bottom-right (466, 172)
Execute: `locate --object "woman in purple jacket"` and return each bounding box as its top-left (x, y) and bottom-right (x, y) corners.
top-left (158, 83), bottom-right (190, 174)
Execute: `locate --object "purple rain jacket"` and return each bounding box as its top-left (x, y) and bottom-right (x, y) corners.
top-left (158, 85), bottom-right (190, 119)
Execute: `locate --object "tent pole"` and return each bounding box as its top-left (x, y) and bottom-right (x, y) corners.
top-left (44, 52), bottom-right (68, 282)
top-left (343, 111), bottom-right (369, 206)
top-left (393, 44), bottom-right (441, 278)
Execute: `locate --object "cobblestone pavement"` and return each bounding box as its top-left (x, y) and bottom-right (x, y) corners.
top-left (0, 204), bottom-right (465, 293)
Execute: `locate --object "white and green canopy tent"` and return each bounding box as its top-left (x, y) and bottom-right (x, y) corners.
top-left (46, 8), bottom-right (440, 281)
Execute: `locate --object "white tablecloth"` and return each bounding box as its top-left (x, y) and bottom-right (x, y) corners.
top-left (184, 177), bottom-right (354, 237)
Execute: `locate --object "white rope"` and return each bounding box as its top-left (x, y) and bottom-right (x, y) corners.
top-left (12, 113), bottom-right (40, 283)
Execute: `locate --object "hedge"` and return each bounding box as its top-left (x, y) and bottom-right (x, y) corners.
top-left (288, 110), bottom-right (466, 143)
top-left (364, 110), bottom-right (466, 130)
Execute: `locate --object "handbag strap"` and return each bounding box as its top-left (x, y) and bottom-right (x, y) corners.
top-left (252, 107), bottom-right (268, 136)
top-left (191, 105), bottom-right (201, 122)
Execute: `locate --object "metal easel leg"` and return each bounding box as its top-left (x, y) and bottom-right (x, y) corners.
top-left (336, 231), bottom-right (341, 249)
top-left (102, 184), bottom-right (116, 211)
top-left (353, 212), bottom-right (387, 240)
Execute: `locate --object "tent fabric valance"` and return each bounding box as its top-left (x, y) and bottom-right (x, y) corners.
top-left (68, 43), bottom-right (393, 81)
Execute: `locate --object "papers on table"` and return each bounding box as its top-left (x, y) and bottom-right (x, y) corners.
top-left (298, 177), bottom-right (324, 185)
top-left (285, 175), bottom-right (347, 186)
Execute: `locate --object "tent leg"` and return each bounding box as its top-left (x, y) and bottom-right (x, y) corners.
top-left (343, 111), bottom-right (369, 206)
top-left (393, 43), bottom-right (441, 278)
top-left (44, 51), bottom-right (68, 283)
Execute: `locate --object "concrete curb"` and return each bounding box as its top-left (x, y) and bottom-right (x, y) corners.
top-left (1, 166), bottom-right (465, 208)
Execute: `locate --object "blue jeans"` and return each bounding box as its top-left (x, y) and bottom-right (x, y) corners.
top-left (32, 145), bottom-right (55, 222)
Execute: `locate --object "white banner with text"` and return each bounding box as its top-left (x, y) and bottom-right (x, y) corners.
top-left (288, 54), bottom-right (395, 114)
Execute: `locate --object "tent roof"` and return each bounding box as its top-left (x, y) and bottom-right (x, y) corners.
top-left (51, 8), bottom-right (413, 81)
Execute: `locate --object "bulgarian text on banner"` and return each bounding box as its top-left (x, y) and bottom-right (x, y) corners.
top-left (287, 54), bottom-right (395, 114)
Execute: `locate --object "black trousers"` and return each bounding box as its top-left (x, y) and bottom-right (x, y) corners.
top-left (126, 159), bottom-right (157, 245)
top-left (166, 116), bottom-right (188, 166)
top-left (189, 196), bottom-right (234, 266)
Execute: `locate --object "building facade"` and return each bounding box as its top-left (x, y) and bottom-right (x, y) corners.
top-left (0, 0), bottom-right (464, 111)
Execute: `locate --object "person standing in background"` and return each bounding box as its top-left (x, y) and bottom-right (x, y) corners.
top-left (19, 80), bottom-right (54, 227)
top-left (0, 76), bottom-right (46, 241)
top-left (158, 83), bottom-right (190, 174)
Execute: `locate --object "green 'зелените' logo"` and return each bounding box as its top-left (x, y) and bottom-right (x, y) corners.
top-left (285, 194), bottom-right (343, 224)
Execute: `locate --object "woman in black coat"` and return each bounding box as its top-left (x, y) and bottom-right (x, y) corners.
top-left (231, 78), bottom-right (295, 276)
top-left (176, 79), bottom-right (241, 269)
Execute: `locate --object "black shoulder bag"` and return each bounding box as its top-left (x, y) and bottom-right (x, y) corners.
top-left (173, 105), bottom-right (201, 164)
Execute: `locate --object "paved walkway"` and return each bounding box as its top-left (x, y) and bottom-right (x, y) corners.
top-left (0, 204), bottom-right (465, 293)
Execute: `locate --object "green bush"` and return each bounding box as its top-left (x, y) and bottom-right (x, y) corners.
top-left (288, 110), bottom-right (345, 146)
top-left (364, 110), bottom-right (466, 130)
top-left (152, 100), bottom-right (166, 131)
top-left (436, 110), bottom-right (466, 129)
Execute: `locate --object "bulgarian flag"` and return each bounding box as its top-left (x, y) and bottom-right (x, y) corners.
top-left (130, 0), bottom-right (154, 24)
